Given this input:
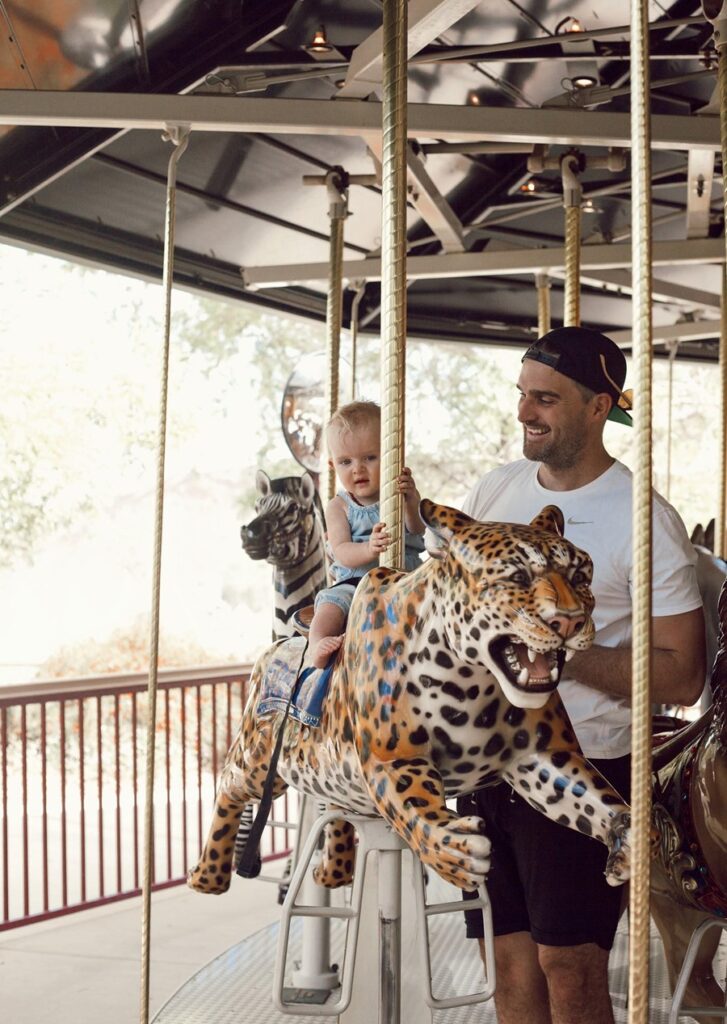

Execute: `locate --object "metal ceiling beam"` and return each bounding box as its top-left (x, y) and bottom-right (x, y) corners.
top-left (338, 0), bottom-right (478, 251)
top-left (242, 237), bottom-right (725, 288)
top-left (367, 139), bottom-right (466, 252)
top-left (610, 319), bottom-right (721, 348)
top-left (685, 150), bottom-right (716, 238)
top-left (553, 267), bottom-right (721, 312)
top-left (338, 0), bottom-right (484, 98)
top-left (0, 92), bottom-right (718, 151)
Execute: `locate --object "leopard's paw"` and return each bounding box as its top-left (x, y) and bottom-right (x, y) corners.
top-left (605, 810), bottom-right (631, 886)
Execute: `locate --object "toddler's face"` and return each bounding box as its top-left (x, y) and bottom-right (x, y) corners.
top-left (328, 422), bottom-right (381, 504)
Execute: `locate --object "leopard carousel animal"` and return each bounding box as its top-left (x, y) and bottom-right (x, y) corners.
top-left (189, 501), bottom-right (632, 896)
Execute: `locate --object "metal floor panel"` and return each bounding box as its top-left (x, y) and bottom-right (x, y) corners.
top-left (152, 889), bottom-right (719, 1024)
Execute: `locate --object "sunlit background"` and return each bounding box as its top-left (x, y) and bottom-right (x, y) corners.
top-left (1, 243), bottom-right (718, 684)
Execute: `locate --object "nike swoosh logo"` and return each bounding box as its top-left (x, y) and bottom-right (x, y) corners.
top-left (567, 517), bottom-right (593, 525)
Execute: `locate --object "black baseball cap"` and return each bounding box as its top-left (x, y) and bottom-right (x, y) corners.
top-left (522, 326), bottom-right (633, 427)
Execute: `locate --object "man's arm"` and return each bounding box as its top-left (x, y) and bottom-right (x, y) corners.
top-left (566, 606), bottom-right (706, 707)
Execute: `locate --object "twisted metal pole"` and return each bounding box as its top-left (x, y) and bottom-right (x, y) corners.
top-left (710, 2), bottom-right (727, 559)
top-left (719, 267), bottom-right (727, 559)
top-left (379, 0), bottom-right (407, 573)
top-left (664, 341), bottom-right (678, 502)
top-left (562, 155), bottom-right (582, 327)
top-left (323, 170), bottom-right (348, 502)
top-left (629, 1), bottom-right (653, 1021)
top-left (349, 279), bottom-right (366, 402)
top-left (140, 123), bottom-right (189, 1024)
top-left (536, 271), bottom-right (551, 336)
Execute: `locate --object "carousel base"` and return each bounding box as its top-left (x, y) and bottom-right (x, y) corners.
top-left (152, 886), bottom-right (695, 1024)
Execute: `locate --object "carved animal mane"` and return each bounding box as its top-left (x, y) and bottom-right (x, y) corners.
top-left (240, 470), bottom-right (327, 640)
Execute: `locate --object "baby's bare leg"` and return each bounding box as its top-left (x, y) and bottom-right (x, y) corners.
top-left (309, 602), bottom-right (346, 668)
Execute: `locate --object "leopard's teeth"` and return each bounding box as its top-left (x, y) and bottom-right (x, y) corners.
top-left (565, 649), bottom-right (575, 663)
top-left (527, 648), bottom-right (537, 663)
top-left (550, 666), bottom-right (559, 682)
top-left (517, 667), bottom-right (529, 685)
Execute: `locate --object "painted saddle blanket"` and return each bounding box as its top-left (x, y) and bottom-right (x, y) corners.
top-left (257, 637), bottom-right (333, 728)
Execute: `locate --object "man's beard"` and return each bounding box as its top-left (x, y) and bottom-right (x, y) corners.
top-left (522, 425), bottom-right (586, 470)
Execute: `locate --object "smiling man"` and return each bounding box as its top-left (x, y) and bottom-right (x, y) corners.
top-left (459, 326), bottom-right (705, 1024)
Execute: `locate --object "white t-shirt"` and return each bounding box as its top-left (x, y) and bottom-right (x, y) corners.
top-left (463, 459), bottom-right (701, 759)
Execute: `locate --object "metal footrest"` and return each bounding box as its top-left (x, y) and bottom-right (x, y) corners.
top-left (273, 810), bottom-right (496, 1017)
top-left (669, 918), bottom-right (727, 1024)
top-left (412, 867), bottom-right (495, 1009)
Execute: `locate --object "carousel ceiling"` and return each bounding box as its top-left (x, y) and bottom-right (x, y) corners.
top-left (0, 0), bottom-right (723, 361)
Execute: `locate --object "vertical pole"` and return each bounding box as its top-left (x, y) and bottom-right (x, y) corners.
top-left (562, 155), bottom-right (582, 328)
top-left (139, 124), bottom-right (189, 1024)
top-left (324, 170), bottom-right (348, 503)
top-left (629, 2), bottom-right (653, 1022)
top-left (379, 0), bottom-right (408, 571)
top-left (350, 280), bottom-right (367, 402)
top-left (706, 2), bottom-right (727, 558)
top-left (536, 271), bottom-right (551, 336)
top-left (719, 268), bottom-right (727, 559)
top-left (664, 341), bottom-right (678, 502)
top-left (378, 849), bottom-right (402, 1024)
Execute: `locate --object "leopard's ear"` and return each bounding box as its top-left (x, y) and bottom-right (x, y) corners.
top-left (421, 500), bottom-right (475, 560)
top-left (529, 505), bottom-right (564, 537)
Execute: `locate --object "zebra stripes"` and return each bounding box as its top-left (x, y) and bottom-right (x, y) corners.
top-left (241, 470), bottom-right (327, 640)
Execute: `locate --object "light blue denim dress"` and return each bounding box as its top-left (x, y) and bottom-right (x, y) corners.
top-left (314, 490), bottom-right (425, 615)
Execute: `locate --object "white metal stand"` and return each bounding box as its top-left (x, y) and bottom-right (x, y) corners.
top-left (273, 809), bottom-right (496, 1022)
top-left (668, 917), bottom-right (727, 1024)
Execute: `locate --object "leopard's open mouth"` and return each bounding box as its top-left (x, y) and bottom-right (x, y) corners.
top-left (489, 636), bottom-right (567, 694)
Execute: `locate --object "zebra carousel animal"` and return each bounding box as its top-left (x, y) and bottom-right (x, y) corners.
top-left (235, 469), bottom-right (328, 884)
top-left (241, 470), bottom-right (327, 640)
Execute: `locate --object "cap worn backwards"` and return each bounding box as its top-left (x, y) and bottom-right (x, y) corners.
top-left (522, 326), bottom-right (633, 427)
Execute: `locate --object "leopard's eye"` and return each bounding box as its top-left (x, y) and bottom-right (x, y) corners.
top-left (571, 569), bottom-right (587, 586)
top-left (509, 569), bottom-right (530, 586)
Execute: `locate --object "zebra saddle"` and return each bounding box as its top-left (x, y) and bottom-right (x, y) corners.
top-left (257, 637), bottom-right (335, 728)
top-left (290, 603), bottom-right (315, 636)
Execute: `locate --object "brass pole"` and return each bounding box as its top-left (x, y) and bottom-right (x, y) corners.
top-left (664, 341), bottom-right (678, 502)
top-left (350, 279), bottom-right (367, 402)
top-left (628, 1), bottom-right (653, 1021)
top-left (379, 0), bottom-right (407, 572)
top-left (140, 124), bottom-right (189, 1024)
top-left (323, 169), bottom-right (348, 503)
top-left (536, 271), bottom-right (551, 336)
top-left (562, 155), bottom-right (582, 327)
top-left (719, 267), bottom-right (727, 559)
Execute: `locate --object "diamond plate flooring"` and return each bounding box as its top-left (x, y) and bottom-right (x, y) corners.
top-left (153, 879), bottom-right (725, 1024)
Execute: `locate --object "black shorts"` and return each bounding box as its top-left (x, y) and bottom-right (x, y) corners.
top-left (459, 754), bottom-right (631, 951)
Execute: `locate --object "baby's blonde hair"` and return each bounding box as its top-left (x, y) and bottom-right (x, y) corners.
top-left (327, 400), bottom-right (381, 441)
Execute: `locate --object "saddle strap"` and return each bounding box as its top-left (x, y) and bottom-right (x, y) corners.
top-left (237, 640), bottom-right (309, 878)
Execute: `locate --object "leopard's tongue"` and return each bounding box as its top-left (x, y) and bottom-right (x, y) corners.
top-left (513, 643), bottom-right (551, 682)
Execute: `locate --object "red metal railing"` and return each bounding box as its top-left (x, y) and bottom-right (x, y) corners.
top-left (0, 665), bottom-right (297, 930)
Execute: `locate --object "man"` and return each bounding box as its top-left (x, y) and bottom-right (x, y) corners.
top-left (460, 326), bottom-right (705, 1024)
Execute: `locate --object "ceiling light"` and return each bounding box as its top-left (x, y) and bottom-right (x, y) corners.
top-left (519, 178), bottom-right (543, 194)
top-left (467, 90), bottom-right (481, 106)
top-left (571, 74), bottom-right (597, 89)
top-left (555, 16), bottom-right (586, 33)
top-left (308, 26), bottom-right (332, 53)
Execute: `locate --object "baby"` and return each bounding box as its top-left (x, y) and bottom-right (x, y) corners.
top-left (309, 400), bottom-right (426, 668)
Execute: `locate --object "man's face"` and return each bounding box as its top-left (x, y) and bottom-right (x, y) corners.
top-left (516, 359), bottom-right (595, 470)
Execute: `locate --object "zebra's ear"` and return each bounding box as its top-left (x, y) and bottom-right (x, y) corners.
top-left (256, 470), bottom-right (272, 496)
top-left (299, 472), bottom-right (316, 506)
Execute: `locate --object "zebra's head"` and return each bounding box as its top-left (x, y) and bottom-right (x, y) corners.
top-left (241, 470), bottom-right (322, 568)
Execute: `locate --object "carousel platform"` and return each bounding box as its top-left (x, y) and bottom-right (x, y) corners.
top-left (152, 872), bottom-right (714, 1024)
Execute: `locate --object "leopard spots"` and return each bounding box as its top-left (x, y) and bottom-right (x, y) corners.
top-left (188, 502), bottom-right (630, 897)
